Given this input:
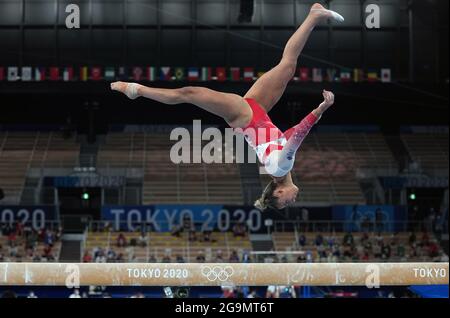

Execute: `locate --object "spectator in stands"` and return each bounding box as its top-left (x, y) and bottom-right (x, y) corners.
top-left (103, 221), bottom-right (112, 232)
top-left (373, 242), bottom-right (382, 259)
top-left (343, 232), bottom-right (354, 246)
top-left (138, 233), bottom-right (147, 247)
top-left (361, 251), bottom-right (370, 262)
top-left (222, 286), bottom-right (235, 298)
top-left (116, 233), bottom-right (127, 247)
top-left (420, 232), bottom-right (430, 247)
top-left (232, 222), bottom-right (246, 237)
top-left (183, 216), bottom-right (193, 231)
top-left (428, 240), bottom-right (440, 258)
top-left (2, 223), bottom-right (12, 236)
top-left (409, 232), bottom-right (416, 245)
top-left (69, 289), bottom-right (81, 298)
top-left (162, 255), bottom-right (171, 263)
top-left (83, 251), bottom-right (92, 263)
top-left (107, 249), bottom-right (117, 262)
top-left (171, 225), bottom-right (183, 237)
top-left (381, 242), bottom-right (391, 260)
top-left (188, 229), bottom-right (197, 242)
top-left (229, 250), bottom-right (240, 263)
top-left (45, 229), bottom-right (54, 247)
top-left (116, 253), bottom-right (124, 262)
top-left (175, 255), bottom-right (185, 263)
top-left (201, 230), bottom-right (212, 242)
top-left (298, 234), bottom-right (306, 247)
top-left (247, 290), bottom-right (258, 298)
top-left (148, 255), bottom-right (157, 263)
top-left (196, 251), bottom-right (206, 263)
top-left (296, 253), bottom-right (306, 263)
top-left (32, 253), bottom-right (41, 262)
top-left (315, 233), bottom-right (323, 246)
top-left (265, 286), bottom-right (279, 298)
top-left (7, 231), bottom-right (17, 248)
top-left (397, 243), bottom-right (406, 259)
top-left (215, 250), bottom-right (224, 263)
top-left (15, 222), bottom-right (24, 237)
top-left (438, 250), bottom-right (449, 262)
top-left (433, 213), bottom-right (444, 240)
top-left (9, 245), bottom-right (18, 258)
top-left (300, 208), bottom-right (309, 231)
top-left (42, 244), bottom-right (54, 261)
top-left (55, 226), bottom-right (63, 241)
top-left (27, 291), bottom-right (38, 299)
top-left (94, 249), bottom-right (106, 263)
top-left (326, 234), bottom-right (336, 248)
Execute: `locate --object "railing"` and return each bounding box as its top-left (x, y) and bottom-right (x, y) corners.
top-left (271, 220), bottom-right (447, 234)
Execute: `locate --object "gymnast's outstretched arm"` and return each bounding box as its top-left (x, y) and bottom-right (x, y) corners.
top-left (277, 90), bottom-right (335, 171)
top-left (111, 81), bottom-right (251, 128)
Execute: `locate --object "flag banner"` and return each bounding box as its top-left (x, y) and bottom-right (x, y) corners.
top-left (243, 67), bottom-right (254, 82)
top-left (353, 68), bottom-right (364, 83)
top-left (35, 67), bottom-right (46, 81)
top-left (0, 67), bottom-right (4, 81)
top-left (381, 68), bottom-right (392, 83)
top-left (201, 67), bottom-right (212, 81)
top-left (132, 67), bottom-right (143, 81)
top-left (299, 68), bottom-right (310, 82)
top-left (230, 67), bottom-right (240, 81)
top-left (21, 67), bottom-right (32, 81)
top-left (80, 67), bottom-right (88, 81)
top-left (216, 67), bottom-right (226, 82)
top-left (188, 67), bottom-right (199, 81)
top-left (367, 70), bottom-right (379, 82)
top-left (7, 67), bottom-right (19, 81)
top-left (104, 67), bottom-right (116, 81)
top-left (174, 67), bottom-right (185, 81)
top-left (91, 67), bottom-right (102, 81)
top-left (312, 68), bottom-right (323, 82)
top-left (49, 67), bottom-right (60, 81)
top-left (63, 67), bottom-right (74, 82)
top-left (326, 68), bottom-right (337, 82)
top-left (340, 69), bottom-right (352, 83)
top-left (160, 67), bottom-right (171, 81)
top-left (146, 67), bottom-right (156, 81)
top-left (117, 67), bottom-right (128, 81)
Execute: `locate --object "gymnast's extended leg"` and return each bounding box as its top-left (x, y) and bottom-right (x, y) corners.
top-left (110, 82), bottom-right (252, 129)
top-left (244, 3), bottom-right (343, 113)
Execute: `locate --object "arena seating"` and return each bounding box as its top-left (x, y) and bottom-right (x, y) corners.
top-left (401, 132), bottom-right (449, 175)
top-left (0, 231), bottom-right (62, 262)
top-left (84, 230), bottom-right (252, 263)
top-left (261, 131), bottom-right (396, 205)
top-left (272, 231), bottom-right (442, 263)
top-left (0, 132), bottom-right (36, 204)
top-left (0, 131), bottom-right (80, 204)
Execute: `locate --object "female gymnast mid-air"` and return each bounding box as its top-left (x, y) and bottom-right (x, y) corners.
top-left (111, 3), bottom-right (344, 211)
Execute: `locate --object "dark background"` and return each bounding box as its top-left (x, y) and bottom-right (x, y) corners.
top-left (0, 0), bottom-right (448, 131)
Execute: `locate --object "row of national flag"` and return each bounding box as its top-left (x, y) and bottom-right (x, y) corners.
top-left (0, 66), bottom-right (392, 83)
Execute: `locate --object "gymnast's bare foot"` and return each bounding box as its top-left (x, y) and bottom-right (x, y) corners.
top-left (309, 3), bottom-right (345, 23)
top-left (111, 81), bottom-right (141, 100)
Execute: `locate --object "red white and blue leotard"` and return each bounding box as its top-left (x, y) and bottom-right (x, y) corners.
top-left (237, 98), bottom-right (319, 177)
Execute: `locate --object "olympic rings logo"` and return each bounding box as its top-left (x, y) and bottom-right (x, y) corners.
top-left (201, 265), bottom-right (234, 282)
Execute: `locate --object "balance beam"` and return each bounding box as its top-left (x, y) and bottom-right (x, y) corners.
top-left (0, 262), bottom-right (447, 287)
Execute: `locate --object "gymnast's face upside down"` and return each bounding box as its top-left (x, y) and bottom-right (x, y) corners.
top-left (254, 173), bottom-right (299, 211)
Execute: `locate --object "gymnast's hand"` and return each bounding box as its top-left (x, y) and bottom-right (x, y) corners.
top-left (319, 90), bottom-right (335, 109)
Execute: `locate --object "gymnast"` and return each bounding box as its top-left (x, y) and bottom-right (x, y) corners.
top-left (111, 3), bottom-right (343, 211)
